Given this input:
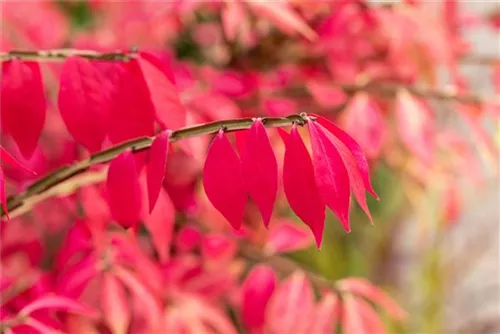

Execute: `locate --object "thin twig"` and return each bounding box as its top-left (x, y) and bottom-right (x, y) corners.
top-left (1, 114), bottom-right (307, 219)
top-left (0, 49), bottom-right (134, 62)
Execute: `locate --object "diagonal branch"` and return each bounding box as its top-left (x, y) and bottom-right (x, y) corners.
top-left (1, 114), bottom-right (307, 219)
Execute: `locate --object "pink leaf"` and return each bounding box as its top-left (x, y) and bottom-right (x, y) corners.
top-left (338, 277), bottom-right (408, 320)
top-left (203, 130), bottom-right (246, 230)
top-left (342, 294), bottom-right (386, 334)
top-left (241, 265), bottom-right (277, 332)
top-left (19, 294), bottom-right (99, 319)
top-left (264, 98), bottom-right (297, 117)
top-left (240, 119), bottom-right (278, 227)
top-left (108, 61), bottom-right (155, 144)
top-left (0, 169), bottom-right (9, 220)
top-left (308, 293), bottom-right (339, 334)
top-left (341, 93), bottom-right (385, 158)
top-left (265, 219), bottom-right (314, 254)
top-left (247, 2), bottom-right (318, 41)
top-left (267, 271), bottom-right (315, 334)
top-left (311, 113), bottom-right (379, 199)
top-left (146, 130), bottom-right (170, 213)
top-left (144, 189), bottom-right (175, 262)
top-left (138, 51), bottom-right (186, 130)
top-left (0, 147), bottom-right (37, 175)
top-left (102, 273), bottom-right (130, 334)
top-left (306, 80), bottom-right (347, 108)
top-left (58, 56), bottom-right (111, 152)
top-left (106, 150), bottom-right (142, 229)
top-left (307, 121), bottom-right (351, 232)
top-left (282, 125), bottom-right (325, 248)
top-left (201, 233), bottom-right (237, 264)
top-left (1, 59), bottom-right (46, 159)
top-left (114, 266), bottom-right (162, 331)
top-left (221, 0), bottom-right (246, 41)
top-left (395, 89), bottom-right (436, 165)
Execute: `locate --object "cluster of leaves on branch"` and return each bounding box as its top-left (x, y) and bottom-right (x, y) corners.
top-left (0, 1), bottom-right (498, 333)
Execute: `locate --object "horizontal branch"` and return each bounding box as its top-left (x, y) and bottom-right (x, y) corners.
top-left (1, 114), bottom-right (307, 219)
top-left (0, 49), bottom-right (133, 62)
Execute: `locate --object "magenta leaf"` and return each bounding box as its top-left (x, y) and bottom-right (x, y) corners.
top-left (58, 56), bottom-right (111, 152)
top-left (0, 146), bottom-right (37, 175)
top-left (311, 113), bottom-right (379, 199)
top-left (282, 125), bottom-right (325, 248)
top-left (0, 168), bottom-right (9, 220)
top-left (138, 51), bottom-right (186, 130)
top-left (240, 119), bottom-right (278, 227)
top-left (108, 60), bottom-right (155, 144)
top-left (308, 121), bottom-right (351, 232)
top-left (241, 265), bottom-right (277, 332)
top-left (146, 130), bottom-right (170, 213)
top-left (106, 150), bottom-right (142, 229)
top-left (19, 294), bottom-right (99, 319)
top-left (1, 59), bottom-right (46, 159)
top-left (203, 130), bottom-right (246, 230)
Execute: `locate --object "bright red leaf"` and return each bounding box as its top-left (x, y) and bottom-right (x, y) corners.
top-left (312, 113), bottom-right (379, 199)
top-left (58, 56), bottom-right (111, 152)
top-left (1, 59), bottom-right (46, 159)
top-left (241, 265), bottom-right (277, 332)
top-left (108, 60), bottom-right (155, 144)
top-left (308, 121), bottom-right (351, 232)
top-left (282, 125), bottom-right (325, 247)
top-left (106, 150), bottom-right (142, 229)
top-left (138, 51), bottom-right (186, 130)
top-left (146, 130), bottom-right (170, 213)
top-left (240, 119), bottom-right (278, 227)
top-left (0, 146), bottom-right (38, 175)
top-left (19, 294), bottom-right (99, 319)
top-left (203, 130), bottom-right (246, 230)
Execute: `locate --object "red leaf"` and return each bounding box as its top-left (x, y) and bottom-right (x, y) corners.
top-left (19, 294), bottom-right (99, 319)
top-left (58, 56), bottom-right (111, 152)
top-left (1, 59), bottom-right (46, 159)
top-left (0, 146), bottom-right (37, 175)
top-left (395, 89), bottom-right (435, 165)
top-left (308, 121), bottom-right (351, 232)
top-left (311, 113), bottom-right (379, 199)
top-left (0, 168), bottom-right (9, 220)
top-left (246, 2), bottom-right (318, 41)
top-left (282, 125), bottom-right (325, 247)
top-left (138, 51), bottom-right (186, 130)
top-left (326, 133), bottom-right (374, 224)
top-left (342, 294), bottom-right (385, 334)
top-left (338, 277), bottom-right (407, 320)
top-left (108, 60), bottom-right (155, 144)
top-left (203, 130), bottom-right (246, 230)
top-left (267, 271), bottom-right (315, 334)
top-left (146, 130), bottom-right (170, 213)
top-left (102, 273), bottom-right (130, 334)
top-left (241, 265), bottom-right (277, 332)
top-left (144, 189), bottom-right (175, 263)
top-left (106, 150), bottom-right (142, 229)
top-left (240, 119), bottom-right (278, 227)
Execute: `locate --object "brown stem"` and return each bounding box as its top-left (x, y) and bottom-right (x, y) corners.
top-left (1, 114), bottom-right (307, 219)
top-left (0, 49), bottom-right (133, 62)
